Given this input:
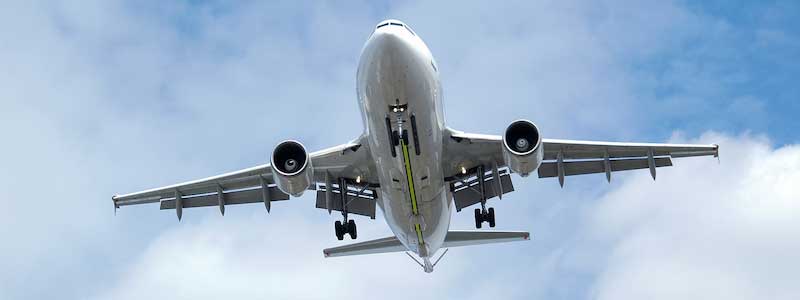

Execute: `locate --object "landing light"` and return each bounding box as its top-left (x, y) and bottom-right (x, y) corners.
top-left (461, 166), bottom-right (467, 175)
top-left (356, 176), bottom-right (362, 184)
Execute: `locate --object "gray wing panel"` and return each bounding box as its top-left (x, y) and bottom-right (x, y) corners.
top-left (537, 157), bottom-right (673, 178)
top-left (159, 187), bottom-right (289, 210)
top-left (451, 173), bottom-right (514, 212)
top-left (314, 190), bottom-right (377, 219)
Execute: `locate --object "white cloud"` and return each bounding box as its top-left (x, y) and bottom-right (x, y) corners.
top-left (95, 209), bottom-right (480, 300)
top-left (584, 132), bottom-right (800, 299)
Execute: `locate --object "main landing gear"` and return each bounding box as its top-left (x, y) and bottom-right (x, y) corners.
top-left (475, 165), bottom-right (496, 228)
top-left (335, 219), bottom-right (357, 240)
top-left (333, 177), bottom-right (358, 240)
top-left (474, 207), bottom-right (496, 228)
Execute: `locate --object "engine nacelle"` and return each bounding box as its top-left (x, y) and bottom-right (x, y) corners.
top-left (270, 140), bottom-right (313, 197)
top-left (502, 119), bottom-right (544, 177)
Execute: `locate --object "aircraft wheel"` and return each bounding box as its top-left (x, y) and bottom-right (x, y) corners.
top-left (335, 221), bottom-right (344, 240)
top-left (347, 219), bottom-right (357, 239)
top-left (488, 207), bottom-right (496, 228)
top-left (474, 208), bottom-right (482, 229)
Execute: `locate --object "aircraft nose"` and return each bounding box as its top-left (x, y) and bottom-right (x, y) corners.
top-left (372, 30), bottom-right (410, 52)
top-left (369, 31), bottom-right (418, 64)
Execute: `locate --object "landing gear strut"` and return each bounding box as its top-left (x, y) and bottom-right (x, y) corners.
top-left (476, 165), bottom-right (496, 228)
top-left (333, 177), bottom-right (358, 240)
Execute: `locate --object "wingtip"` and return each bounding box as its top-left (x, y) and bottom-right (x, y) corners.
top-left (111, 195), bottom-right (119, 215)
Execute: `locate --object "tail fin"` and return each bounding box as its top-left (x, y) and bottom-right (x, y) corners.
top-left (323, 230), bottom-right (530, 258)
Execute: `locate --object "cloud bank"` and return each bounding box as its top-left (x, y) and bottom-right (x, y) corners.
top-left (0, 0), bottom-right (797, 299)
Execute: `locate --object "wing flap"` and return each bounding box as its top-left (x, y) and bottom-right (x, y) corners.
top-left (314, 188), bottom-right (377, 219)
top-left (159, 187), bottom-right (289, 210)
top-left (451, 173), bottom-right (515, 211)
top-left (537, 157), bottom-right (673, 178)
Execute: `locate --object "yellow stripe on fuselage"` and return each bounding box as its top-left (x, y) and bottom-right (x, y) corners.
top-left (401, 139), bottom-right (419, 214)
top-left (400, 138), bottom-right (424, 246)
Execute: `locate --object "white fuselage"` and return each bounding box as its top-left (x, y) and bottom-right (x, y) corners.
top-left (356, 21), bottom-right (449, 259)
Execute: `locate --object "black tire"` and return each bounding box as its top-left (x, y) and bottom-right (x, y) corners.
top-left (474, 208), bottom-right (482, 229)
top-left (348, 219), bottom-right (357, 239)
top-left (401, 130), bottom-right (409, 145)
top-left (488, 207), bottom-right (496, 228)
top-left (335, 221), bottom-right (344, 240)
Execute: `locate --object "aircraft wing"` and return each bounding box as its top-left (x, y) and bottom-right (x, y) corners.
top-left (443, 128), bottom-right (718, 206)
top-left (535, 138), bottom-right (718, 183)
top-left (112, 136), bottom-right (378, 219)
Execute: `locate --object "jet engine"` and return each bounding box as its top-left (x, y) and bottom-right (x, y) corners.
top-left (502, 119), bottom-right (543, 177)
top-left (271, 140), bottom-right (313, 197)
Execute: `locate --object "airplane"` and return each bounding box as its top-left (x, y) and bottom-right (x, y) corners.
top-left (112, 19), bottom-right (719, 273)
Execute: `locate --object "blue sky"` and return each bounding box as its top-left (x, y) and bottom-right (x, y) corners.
top-left (1, 1), bottom-right (798, 299)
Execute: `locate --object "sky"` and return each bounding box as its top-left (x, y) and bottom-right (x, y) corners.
top-left (1, 0), bottom-right (798, 299)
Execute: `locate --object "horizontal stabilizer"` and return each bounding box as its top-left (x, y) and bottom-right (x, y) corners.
top-left (323, 236), bottom-right (404, 257)
top-left (442, 230), bottom-right (530, 247)
top-left (323, 230), bottom-right (530, 258)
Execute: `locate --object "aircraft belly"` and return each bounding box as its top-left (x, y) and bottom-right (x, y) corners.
top-left (356, 30), bottom-right (449, 257)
